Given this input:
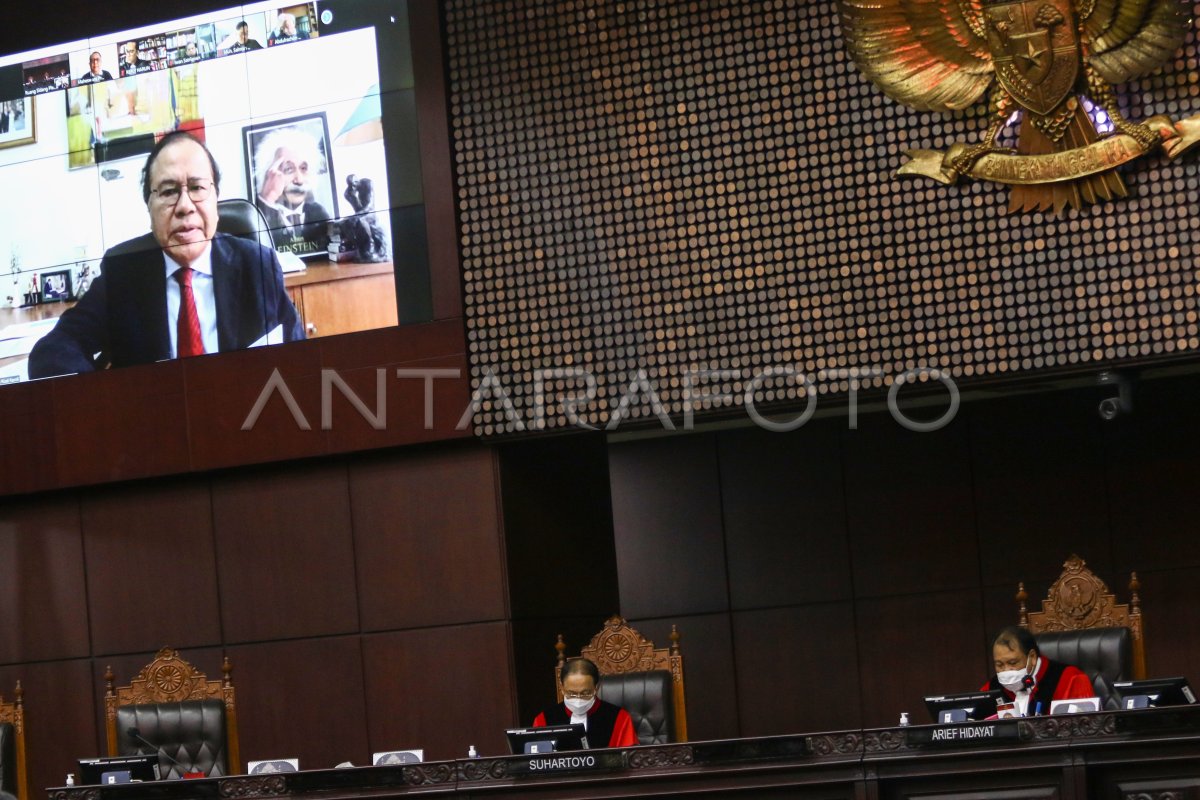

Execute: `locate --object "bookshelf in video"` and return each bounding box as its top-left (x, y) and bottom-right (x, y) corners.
top-left (0, 0), bottom-right (423, 383)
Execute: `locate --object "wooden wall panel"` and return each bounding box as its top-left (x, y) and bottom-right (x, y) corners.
top-left (500, 434), bottom-right (619, 621)
top-left (81, 480), bottom-right (221, 656)
top-left (349, 445), bottom-right (507, 631)
top-left (1104, 379), bottom-right (1200, 574)
top-left (970, 390), bottom-right (1112, 587)
top-left (185, 340), bottom-right (329, 473)
top-left (610, 435), bottom-right (729, 619)
top-left (53, 364), bottom-right (190, 488)
top-left (717, 425), bottom-right (852, 610)
top-left (854, 590), bottom-right (986, 729)
top-left (211, 463), bottom-right (359, 643)
top-left (0, 659), bottom-right (99, 798)
top-left (361, 623), bottom-right (515, 761)
top-left (228, 637), bottom-right (369, 772)
top-left (500, 434), bottom-right (621, 726)
top-left (1136, 567), bottom-right (1200, 682)
top-left (0, 497), bottom-right (89, 664)
top-left (842, 416), bottom-right (980, 599)
top-left (732, 603), bottom-right (862, 736)
top-left (0, 383), bottom-right (58, 496)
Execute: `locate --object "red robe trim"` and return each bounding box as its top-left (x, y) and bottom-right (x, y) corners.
top-left (982, 657), bottom-right (1095, 714)
top-left (533, 699), bottom-right (638, 748)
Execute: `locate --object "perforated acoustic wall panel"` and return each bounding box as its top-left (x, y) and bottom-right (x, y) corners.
top-left (446, 0), bottom-right (1200, 436)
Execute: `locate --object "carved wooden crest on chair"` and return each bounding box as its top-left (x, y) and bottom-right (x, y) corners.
top-left (555, 615), bottom-right (688, 743)
top-left (1017, 554), bottom-right (1146, 680)
top-left (105, 647), bottom-right (241, 775)
top-left (0, 683), bottom-right (28, 800)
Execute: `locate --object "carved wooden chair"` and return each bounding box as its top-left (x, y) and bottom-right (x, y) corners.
top-left (555, 615), bottom-right (687, 745)
top-left (1017, 554), bottom-right (1146, 709)
top-left (105, 647), bottom-right (240, 777)
top-left (0, 683), bottom-right (27, 800)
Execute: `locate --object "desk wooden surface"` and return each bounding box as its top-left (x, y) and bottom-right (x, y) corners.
top-left (283, 259), bottom-right (394, 288)
top-left (44, 706), bottom-right (1200, 800)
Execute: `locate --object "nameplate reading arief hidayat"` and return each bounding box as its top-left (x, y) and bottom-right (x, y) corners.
top-left (906, 721), bottom-right (1020, 747)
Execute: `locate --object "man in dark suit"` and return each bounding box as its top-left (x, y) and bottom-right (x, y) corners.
top-left (29, 131), bottom-right (303, 378)
top-left (78, 51), bottom-right (113, 84)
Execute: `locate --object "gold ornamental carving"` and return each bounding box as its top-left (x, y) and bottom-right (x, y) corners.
top-left (838, 0), bottom-right (1200, 213)
top-left (1034, 554), bottom-right (1127, 632)
top-left (120, 647), bottom-right (223, 705)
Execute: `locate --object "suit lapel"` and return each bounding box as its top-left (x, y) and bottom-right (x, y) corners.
top-left (117, 237), bottom-right (170, 365)
top-left (212, 235), bottom-right (244, 352)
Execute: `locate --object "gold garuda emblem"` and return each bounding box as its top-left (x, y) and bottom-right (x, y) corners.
top-left (838, 0), bottom-right (1200, 213)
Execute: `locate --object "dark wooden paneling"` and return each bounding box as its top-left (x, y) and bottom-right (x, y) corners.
top-left (228, 637), bottom-right (368, 772)
top-left (717, 424), bottom-right (852, 610)
top-left (349, 446), bottom-right (507, 631)
top-left (321, 355), bottom-right (472, 454)
top-left (732, 603), bottom-right (862, 736)
top-left (0, 496), bottom-right (89, 664)
top-left (1105, 376), bottom-right (1200, 574)
top-left (361, 623), bottom-right (514, 761)
top-left (854, 590), bottom-right (985, 728)
top-left (0, 659), bottom-right (99, 798)
top-left (53, 363), bottom-right (190, 488)
top-left (81, 480), bottom-right (222, 656)
top-left (185, 340), bottom-right (329, 473)
top-left (501, 434), bottom-right (619, 621)
top-left (0, 382), bottom-right (59, 496)
top-left (842, 413), bottom-right (980, 598)
top-left (610, 435), bottom-right (729, 619)
top-left (1137, 567), bottom-right (1200, 682)
top-left (970, 390), bottom-right (1113, 587)
top-left (501, 434), bottom-right (621, 727)
top-left (631, 613), bottom-right (740, 742)
top-left (211, 463), bottom-right (359, 644)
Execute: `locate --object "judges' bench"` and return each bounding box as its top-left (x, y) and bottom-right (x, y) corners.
top-left (47, 705), bottom-right (1200, 799)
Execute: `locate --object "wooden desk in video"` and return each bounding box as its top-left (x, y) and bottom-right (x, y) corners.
top-left (0, 260), bottom-right (398, 369)
top-left (46, 706), bottom-right (1200, 800)
top-left (284, 260), bottom-right (398, 338)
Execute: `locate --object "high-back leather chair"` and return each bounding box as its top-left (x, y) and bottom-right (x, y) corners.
top-left (105, 648), bottom-right (240, 778)
top-left (1017, 554), bottom-right (1146, 710)
top-left (0, 683), bottom-right (27, 800)
top-left (555, 616), bottom-right (687, 745)
top-left (216, 198), bottom-right (276, 250)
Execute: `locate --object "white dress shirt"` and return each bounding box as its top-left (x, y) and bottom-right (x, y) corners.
top-left (163, 245), bottom-right (218, 357)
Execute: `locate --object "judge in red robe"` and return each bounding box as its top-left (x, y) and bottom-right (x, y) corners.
top-left (533, 657), bottom-right (638, 748)
top-left (983, 626), bottom-right (1095, 716)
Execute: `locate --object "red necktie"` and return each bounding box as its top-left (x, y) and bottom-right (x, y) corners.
top-left (174, 267), bottom-right (205, 357)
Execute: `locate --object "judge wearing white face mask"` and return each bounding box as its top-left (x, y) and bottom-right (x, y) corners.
top-left (532, 657), bottom-right (638, 748)
top-left (982, 626), bottom-right (1096, 716)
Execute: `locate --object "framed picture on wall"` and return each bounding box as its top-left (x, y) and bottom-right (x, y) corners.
top-left (0, 97), bottom-right (36, 149)
top-left (242, 112), bottom-right (338, 259)
top-left (38, 268), bottom-right (73, 303)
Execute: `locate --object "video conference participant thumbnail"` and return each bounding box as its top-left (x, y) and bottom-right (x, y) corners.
top-left (982, 626), bottom-right (1096, 717)
top-left (28, 132), bottom-right (304, 379)
top-left (532, 658), bottom-right (638, 749)
top-left (78, 52), bottom-right (112, 84)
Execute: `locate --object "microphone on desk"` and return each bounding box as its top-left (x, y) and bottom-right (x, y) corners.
top-left (127, 727), bottom-right (190, 776)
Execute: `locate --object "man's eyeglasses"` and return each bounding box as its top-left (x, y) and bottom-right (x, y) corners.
top-left (150, 180), bottom-right (213, 206)
top-left (563, 691), bottom-right (596, 700)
